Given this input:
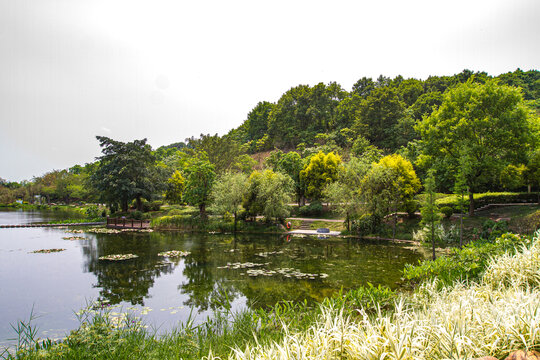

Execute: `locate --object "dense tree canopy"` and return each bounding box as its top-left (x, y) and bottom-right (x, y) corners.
top-left (91, 136), bottom-right (161, 212)
top-left (417, 80), bottom-right (536, 214)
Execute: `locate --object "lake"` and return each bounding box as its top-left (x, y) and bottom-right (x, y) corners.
top-left (0, 210), bottom-right (427, 347)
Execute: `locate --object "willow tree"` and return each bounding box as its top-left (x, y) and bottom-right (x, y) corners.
top-left (361, 154), bottom-right (421, 239)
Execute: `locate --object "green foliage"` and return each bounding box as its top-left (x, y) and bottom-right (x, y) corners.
top-left (440, 206), bottom-right (454, 218)
top-left (351, 213), bottom-right (382, 235)
top-left (418, 80), bottom-right (536, 213)
top-left (361, 154), bottom-right (421, 218)
top-left (91, 137), bottom-right (163, 212)
top-left (419, 170), bottom-right (441, 258)
top-left (500, 164), bottom-right (527, 190)
top-left (404, 232), bottom-right (530, 286)
top-left (243, 170), bottom-right (294, 221)
top-left (183, 157), bottom-right (216, 218)
top-left (300, 151), bottom-right (342, 200)
top-left (211, 172), bottom-right (249, 231)
top-left (296, 201), bottom-right (324, 217)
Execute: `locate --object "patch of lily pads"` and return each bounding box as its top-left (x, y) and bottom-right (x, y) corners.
top-left (63, 236), bottom-right (86, 241)
top-left (64, 229), bottom-right (84, 234)
top-left (87, 227), bottom-right (121, 234)
top-left (245, 267), bottom-right (329, 279)
top-left (30, 248), bottom-right (66, 254)
top-left (158, 250), bottom-right (190, 257)
top-left (99, 253), bottom-right (138, 261)
top-left (256, 251), bottom-right (284, 258)
top-left (217, 262), bottom-right (269, 269)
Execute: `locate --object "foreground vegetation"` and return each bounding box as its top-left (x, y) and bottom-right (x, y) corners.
top-left (4, 230), bottom-right (537, 359)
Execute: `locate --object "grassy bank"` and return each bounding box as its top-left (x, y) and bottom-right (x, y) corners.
top-left (151, 214), bottom-right (286, 233)
top-left (6, 230), bottom-right (537, 359)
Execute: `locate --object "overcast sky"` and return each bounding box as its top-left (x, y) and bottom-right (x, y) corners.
top-left (1, 0), bottom-right (539, 182)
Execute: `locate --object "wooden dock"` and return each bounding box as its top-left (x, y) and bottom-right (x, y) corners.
top-left (106, 217), bottom-right (151, 229)
top-left (0, 222), bottom-right (105, 228)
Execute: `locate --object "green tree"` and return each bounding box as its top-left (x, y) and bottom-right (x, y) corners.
top-left (211, 172), bottom-right (249, 232)
top-left (244, 101), bottom-right (275, 142)
top-left (420, 170), bottom-right (441, 260)
top-left (300, 151), bottom-right (342, 200)
top-left (354, 86), bottom-right (405, 150)
top-left (418, 80), bottom-right (536, 215)
top-left (182, 157), bottom-right (216, 219)
top-left (243, 170), bottom-right (294, 221)
top-left (91, 137), bottom-right (161, 212)
top-left (361, 154), bottom-right (421, 238)
top-left (324, 156), bottom-right (370, 231)
top-left (164, 170), bottom-right (185, 204)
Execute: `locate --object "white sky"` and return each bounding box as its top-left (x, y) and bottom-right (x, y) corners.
top-left (1, 0), bottom-right (539, 182)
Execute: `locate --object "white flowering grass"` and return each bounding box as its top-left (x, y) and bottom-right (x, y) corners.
top-left (211, 231), bottom-right (540, 360)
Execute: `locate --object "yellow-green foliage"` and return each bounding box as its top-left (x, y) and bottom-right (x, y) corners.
top-left (300, 151), bottom-right (342, 200)
top-left (376, 153), bottom-right (421, 198)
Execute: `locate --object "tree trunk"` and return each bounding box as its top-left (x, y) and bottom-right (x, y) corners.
top-left (459, 212), bottom-right (463, 249)
top-left (468, 190), bottom-right (474, 216)
top-left (121, 199), bottom-right (128, 212)
top-left (199, 203), bottom-right (207, 220)
top-left (431, 223), bottom-right (436, 260)
top-left (233, 211), bottom-right (237, 234)
top-left (136, 196), bottom-right (142, 211)
top-left (346, 213), bottom-right (350, 232)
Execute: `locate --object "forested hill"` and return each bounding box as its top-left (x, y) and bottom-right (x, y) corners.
top-left (224, 69), bottom-right (539, 154)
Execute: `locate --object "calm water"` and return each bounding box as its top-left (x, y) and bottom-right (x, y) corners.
top-left (0, 210), bottom-right (427, 347)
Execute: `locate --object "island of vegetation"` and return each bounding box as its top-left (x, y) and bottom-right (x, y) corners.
top-left (3, 68), bottom-right (540, 359)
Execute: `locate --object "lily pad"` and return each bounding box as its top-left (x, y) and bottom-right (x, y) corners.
top-left (30, 248), bottom-right (66, 254)
top-left (158, 250), bottom-right (190, 257)
top-left (99, 254), bottom-right (138, 261)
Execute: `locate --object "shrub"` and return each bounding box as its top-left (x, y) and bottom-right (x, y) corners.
top-left (297, 201), bottom-right (324, 216)
top-left (412, 224), bottom-right (459, 243)
top-left (85, 205), bottom-right (101, 219)
top-left (404, 232), bottom-right (531, 286)
top-left (440, 206), bottom-right (454, 218)
top-left (351, 213), bottom-right (382, 236)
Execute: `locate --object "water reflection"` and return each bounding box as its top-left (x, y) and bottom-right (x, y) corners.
top-left (78, 232), bottom-right (425, 312)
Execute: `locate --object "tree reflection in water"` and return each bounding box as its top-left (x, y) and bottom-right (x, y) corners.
top-left (79, 231), bottom-right (425, 311)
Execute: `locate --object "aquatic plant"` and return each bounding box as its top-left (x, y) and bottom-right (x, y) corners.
top-left (29, 249), bottom-right (66, 254)
top-left (62, 236), bottom-right (86, 241)
top-left (98, 254), bottom-right (138, 261)
top-left (157, 250), bottom-right (190, 257)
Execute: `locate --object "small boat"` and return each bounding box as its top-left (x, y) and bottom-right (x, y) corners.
top-left (316, 228), bottom-right (330, 233)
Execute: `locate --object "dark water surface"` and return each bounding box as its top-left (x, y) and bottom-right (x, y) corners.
top-left (0, 210), bottom-right (427, 347)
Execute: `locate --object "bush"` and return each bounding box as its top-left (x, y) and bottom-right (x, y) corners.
top-left (412, 224), bottom-right (459, 243)
top-left (404, 232), bottom-right (531, 286)
top-left (440, 206), bottom-right (454, 218)
top-left (436, 192), bottom-right (537, 210)
top-left (297, 201), bottom-right (324, 217)
top-left (85, 205), bottom-right (101, 219)
top-left (351, 213), bottom-right (382, 236)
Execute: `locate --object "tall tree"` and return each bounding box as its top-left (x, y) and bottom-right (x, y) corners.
top-left (361, 154), bottom-right (421, 238)
top-left (211, 172), bottom-right (249, 233)
top-left (91, 137), bottom-right (160, 212)
top-left (418, 80), bottom-right (536, 215)
top-left (300, 151), bottom-right (342, 200)
top-left (354, 86), bottom-right (405, 150)
top-left (183, 157), bottom-right (216, 219)
top-left (420, 170), bottom-right (441, 260)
